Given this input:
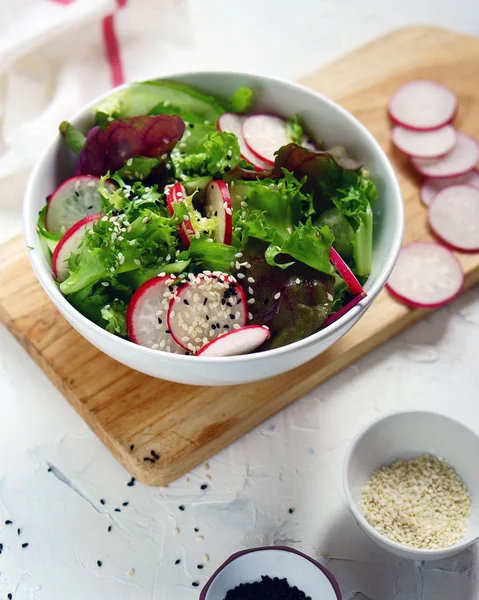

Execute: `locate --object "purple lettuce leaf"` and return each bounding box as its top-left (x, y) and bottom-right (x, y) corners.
top-left (77, 115), bottom-right (185, 176)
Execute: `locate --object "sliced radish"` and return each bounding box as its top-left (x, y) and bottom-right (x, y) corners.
top-left (165, 182), bottom-right (195, 247)
top-left (428, 185), bottom-right (479, 251)
top-left (167, 273), bottom-right (247, 353)
top-left (392, 125), bottom-right (456, 158)
top-left (204, 180), bottom-right (233, 244)
top-left (217, 113), bottom-right (271, 171)
top-left (329, 246), bottom-right (364, 295)
top-left (386, 242), bottom-right (463, 308)
top-left (46, 175), bottom-right (115, 236)
top-left (411, 133), bottom-right (479, 179)
top-left (243, 115), bottom-right (288, 165)
top-left (126, 275), bottom-right (184, 353)
top-left (388, 80), bottom-right (457, 131)
top-left (322, 292), bottom-right (367, 329)
top-left (420, 170), bottom-right (479, 206)
top-left (51, 213), bottom-right (99, 282)
top-left (196, 325), bottom-right (270, 357)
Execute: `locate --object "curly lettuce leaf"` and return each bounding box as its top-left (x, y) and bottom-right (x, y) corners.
top-left (229, 87), bottom-right (253, 113)
top-left (77, 115), bottom-right (185, 177)
top-left (187, 237), bottom-right (237, 273)
top-left (101, 300), bottom-right (128, 336)
top-left (285, 115), bottom-right (303, 145)
top-left (315, 207), bottom-right (355, 260)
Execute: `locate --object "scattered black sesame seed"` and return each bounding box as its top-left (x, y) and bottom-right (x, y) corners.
top-left (183, 299), bottom-right (189, 305)
top-left (197, 564), bottom-right (204, 569)
top-left (200, 484), bottom-right (208, 491)
top-left (169, 286), bottom-right (174, 292)
top-left (175, 559), bottom-right (181, 565)
top-left (17, 529), bottom-right (21, 536)
top-left (223, 324), bottom-right (229, 329)
top-left (224, 165), bottom-right (231, 172)
top-left (122, 502), bottom-right (129, 507)
top-left (8, 594), bottom-right (12, 600)
top-left (130, 444), bottom-right (135, 451)
top-left (127, 477), bottom-right (136, 487)
top-left (221, 299), bottom-right (226, 305)
top-left (289, 508), bottom-right (295, 514)
top-left (100, 499), bottom-right (106, 505)
top-left (157, 317), bottom-right (162, 325)
top-left (47, 467), bottom-right (52, 472)
top-left (178, 505), bottom-right (185, 511)
top-left (165, 329), bottom-right (172, 334)
top-left (87, 205), bottom-right (93, 210)
top-left (211, 324), bottom-right (216, 330)
top-left (192, 582), bottom-right (200, 587)
top-left (108, 525), bottom-right (112, 532)
top-left (114, 508), bottom-right (121, 513)
top-left (214, 211), bottom-right (218, 217)
top-left (189, 123), bottom-right (194, 128)
top-left (21, 543), bottom-right (29, 549)
top-left (5, 520), bottom-right (12, 525)
top-left (226, 301), bottom-right (233, 307)
top-left (74, 191), bottom-right (80, 197)
top-left (205, 315), bottom-right (209, 321)
top-left (97, 560), bottom-right (102, 567)
top-left (203, 298), bottom-right (208, 306)
top-left (0, 543), bottom-right (3, 551)
top-left (144, 457), bottom-right (155, 463)
top-left (229, 314), bottom-right (235, 320)
top-left (194, 527), bottom-right (199, 532)
top-left (151, 450), bottom-right (160, 460)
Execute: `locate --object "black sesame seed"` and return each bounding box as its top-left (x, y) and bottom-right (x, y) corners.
top-left (87, 205), bottom-right (93, 210)
top-left (47, 467), bottom-right (52, 472)
top-left (221, 299), bottom-right (226, 305)
top-left (8, 594), bottom-right (12, 599)
top-left (289, 507), bottom-right (295, 514)
top-left (0, 544), bottom-right (3, 551)
top-left (100, 499), bottom-right (105, 505)
top-left (157, 317), bottom-right (162, 325)
top-left (200, 484), bottom-right (208, 490)
top-left (114, 508), bottom-right (121, 513)
top-left (5, 520), bottom-right (12, 525)
top-left (143, 456), bottom-right (155, 462)
top-left (21, 543), bottom-right (29, 549)
top-left (130, 444), bottom-right (135, 451)
top-left (108, 525), bottom-right (112, 532)
top-left (194, 527), bottom-right (199, 532)
top-left (226, 302), bottom-right (233, 307)
top-left (178, 505), bottom-right (185, 511)
top-left (127, 477), bottom-right (136, 487)
top-left (151, 450), bottom-right (160, 460)
top-left (17, 529), bottom-right (21, 536)
top-left (229, 314), bottom-right (235, 320)
top-left (192, 582), bottom-right (199, 587)
top-left (165, 329), bottom-right (172, 334)
top-left (175, 559), bottom-right (181, 565)
top-left (205, 315), bottom-right (209, 321)
top-left (197, 564), bottom-right (204, 569)
top-left (74, 191), bottom-right (80, 197)
top-left (224, 165), bottom-right (231, 172)
top-left (237, 298), bottom-right (241, 305)
top-left (183, 299), bottom-right (189, 305)
top-left (122, 502), bottom-right (129, 507)
top-left (211, 324), bottom-right (216, 330)
top-left (169, 286), bottom-right (174, 292)
top-left (97, 560), bottom-right (102, 567)
top-left (203, 298), bottom-right (208, 306)
top-left (223, 324), bottom-right (229, 329)
top-left (188, 123), bottom-right (194, 128)
top-left (214, 211), bottom-right (218, 217)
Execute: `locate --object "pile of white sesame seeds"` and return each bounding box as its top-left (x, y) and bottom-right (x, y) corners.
top-left (361, 454), bottom-right (471, 549)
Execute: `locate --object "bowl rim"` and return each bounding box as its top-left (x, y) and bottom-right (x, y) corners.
top-left (23, 69), bottom-right (404, 364)
top-left (199, 545), bottom-right (342, 599)
top-left (342, 409), bottom-right (479, 556)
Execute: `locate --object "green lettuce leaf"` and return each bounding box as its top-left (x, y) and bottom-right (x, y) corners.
top-left (285, 115), bottom-right (303, 145)
top-left (188, 237), bottom-right (237, 273)
top-left (101, 300), bottom-right (128, 336)
top-left (59, 121), bottom-right (86, 155)
top-left (229, 87), bottom-right (253, 113)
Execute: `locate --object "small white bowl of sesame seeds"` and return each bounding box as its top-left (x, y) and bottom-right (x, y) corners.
top-left (343, 410), bottom-right (479, 560)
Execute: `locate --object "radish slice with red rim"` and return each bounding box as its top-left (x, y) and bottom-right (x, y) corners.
top-left (329, 246), bottom-right (364, 295)
top-left (388, 80), bottom-right (457, 131)
top-left (411, 133), bottom-right (479, 179)
top-left (217, 113), bottom-right (270, 171)
top-left (243, 115), bottom-right (287, 165)
top-left (428, 185), bottom-right (479, 251)
top-left (322, 292), bottom-right (367, 329)
top-left (126, 275), bottom-right (184, 353)
top-left (196, 325), bottom-right (270, 357)
top-left (205, 180), bottom-right (233, 244)
top-left (165, 182), bottom-right (195, 247)
top-left (420, 170), bottom-right (479, 206)
top-left (392, 125), bottom-right (456, 158)
top-left (386, 242), bottom-right (463, 308)
top-left (167, 273), bottom-right (247, 353)
top-left (51, 213), bottom-right (99, 282)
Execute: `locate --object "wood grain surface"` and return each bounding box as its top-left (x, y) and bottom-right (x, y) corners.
top-left (1, 26), bottom-right (479, 485)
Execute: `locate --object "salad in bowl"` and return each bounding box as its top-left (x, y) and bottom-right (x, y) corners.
top-left (35, 79), bottom-right (377, 358)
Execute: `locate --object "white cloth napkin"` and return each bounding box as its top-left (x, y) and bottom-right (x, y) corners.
top-left (0, 0), bottom-right (188, 184)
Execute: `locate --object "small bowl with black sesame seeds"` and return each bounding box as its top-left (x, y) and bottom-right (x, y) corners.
top-left (343, 410), bottom-right (479, 560)
top-left (24, 71), bottom-right (403, 385)
top-left (199, 546), bottom-right (341, 600)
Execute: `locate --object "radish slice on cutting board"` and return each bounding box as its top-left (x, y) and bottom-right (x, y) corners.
top-left (217, 113), bottom-right (271, 171)
top-left (429, 185), bottom-right (479, 251)
top-left (392, 125), bottom-right (456, 158)
top-left (420, 170), bottom-right (479, 206)
top-left (51, 213), bottom-right (99, 282)
top-left (46, 175), bottom-right (115, 236)
top-left (167, 273), bottom-right (247, 353)
top-left (165, 182), bottom-right (195, 247)
top-left (196, 325), bottom-right (270, 357)
top-left (411, 133), bottom-right (479, 179)
top-left (126, 275), bottom-right (184, 353)
top-left (386, 242), bottom-right (463, 308)
top-left (204, 180), bottom-right (233, 245)
top-left (388, 80), bottom-right (457, 131)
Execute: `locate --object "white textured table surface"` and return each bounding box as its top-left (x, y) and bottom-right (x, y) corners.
top-left (1, 1), bottom-right (479, 598)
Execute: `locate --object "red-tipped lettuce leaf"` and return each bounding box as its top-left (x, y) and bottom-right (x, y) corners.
top-left (77, 115), bottom-right (185, 176)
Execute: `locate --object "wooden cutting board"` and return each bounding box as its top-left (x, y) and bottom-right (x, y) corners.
top-left (1, 26), bottom-right (479, 486)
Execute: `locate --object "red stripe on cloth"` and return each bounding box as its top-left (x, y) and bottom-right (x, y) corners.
top-left (102, 0), bottom-right (127, 88)
top-left (48, 0), bottom-right (76, 4)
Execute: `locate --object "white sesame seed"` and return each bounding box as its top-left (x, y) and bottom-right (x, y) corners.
top-left (134, 259), bottom-right (141, 266)
top-left (274, 292), bottom-right (281, 300)
top-left (151, 343), bottom-right (159, 349)
top-left (247, 298), bottom-right (255, 304)
top-left (237, 273), bottom-right (245, 279)
top-left (248, 286), bottom-right (254, 295)
top-left (225, 207), bottom-right (232, 216)
top-left (101, 282), bottom-right (109, 287)
top-left (247, 277), bottom-right (255, 283)
top-left (327, 292), bottom-right (334, 301)
top-left (126, 158), bottom-right (133, 166)
top-left (129, 239), bottom-right (136, 246)
top-left (248, 312), bottom-right (253, 320)
top-left (233, 323), bottom-right (241, 330)
top-left (240, 201), bottom-right (248, 208)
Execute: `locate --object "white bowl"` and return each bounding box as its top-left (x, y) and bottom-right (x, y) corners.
top-left (23, 71), bottom-right (403, 386)
top-left (343, 410), bottom-right (479, 560)
top-left (199, 546), bottom-right (341, 599)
